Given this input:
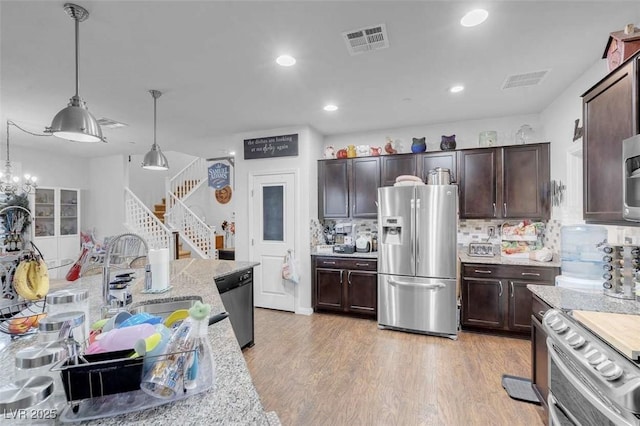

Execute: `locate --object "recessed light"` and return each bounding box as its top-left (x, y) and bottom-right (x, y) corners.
top-left (323, 104), bottom-right (338, 112)
top-left (276, 55), bottom-right (296, 66)
top-left (460, 9), bottom-right (489, 27)
top-left (229, 151), bottom-right (235, 156)
top-left (450, 85), bottom-right (465, 93)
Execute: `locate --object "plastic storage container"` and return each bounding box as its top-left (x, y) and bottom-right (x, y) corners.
top-left (560, 225), bottom-right (607, 279)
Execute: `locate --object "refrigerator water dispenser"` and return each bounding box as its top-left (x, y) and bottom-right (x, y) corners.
top-left (381, 217), bottom-right (404, 245)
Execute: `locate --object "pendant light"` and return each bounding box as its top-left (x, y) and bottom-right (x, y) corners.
top-left (47, 3), bottom-right (104, 143)
top-left (142, 90), bottom-right (169, 171)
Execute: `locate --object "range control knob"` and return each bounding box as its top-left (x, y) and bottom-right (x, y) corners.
top-left (551, 320), bottom-right (569, 333)
top-left (565, 332), bottom-right (586, 349)
top-left (596, 361), bottom-right (624, 381)
top-left (585, 349), bottom-right (607, 366)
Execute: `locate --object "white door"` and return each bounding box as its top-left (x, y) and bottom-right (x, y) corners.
top-left (250, 172), bottom-right (296, 311)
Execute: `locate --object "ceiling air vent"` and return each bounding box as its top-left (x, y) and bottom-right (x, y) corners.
top-left (97, 118), bottom-right (128, 129)
top-left (342, 24), bottom-right (389, 56)
top-left (501, 70), bottom-right (550, 90)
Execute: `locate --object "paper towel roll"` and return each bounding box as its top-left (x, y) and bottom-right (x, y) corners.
top-left (149, 248), bottom-right (170, 291)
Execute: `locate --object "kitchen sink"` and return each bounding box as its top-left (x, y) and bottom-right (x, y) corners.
top-left (128, 296), bottom-right (202, 320)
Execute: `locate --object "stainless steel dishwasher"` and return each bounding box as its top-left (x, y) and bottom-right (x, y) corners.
top-left (214, 268), bottom-right (254, 349)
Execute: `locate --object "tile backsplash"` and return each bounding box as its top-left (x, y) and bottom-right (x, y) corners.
top-left (312, 217), bottom-right (561, 253)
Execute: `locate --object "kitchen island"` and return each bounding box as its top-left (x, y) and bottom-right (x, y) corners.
top-left (528, 284), bottom-right (640, 314)
top-left (0, 258), bottom-right (270, 425)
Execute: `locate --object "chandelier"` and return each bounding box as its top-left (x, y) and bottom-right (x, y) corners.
top-left (1, 120), bottom-right (40, 196)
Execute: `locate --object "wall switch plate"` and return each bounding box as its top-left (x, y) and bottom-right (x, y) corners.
top-left (487, 226), bottom-right (496, 238)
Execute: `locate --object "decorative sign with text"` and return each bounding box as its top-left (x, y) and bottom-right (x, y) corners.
top-left (243, 134), bottom-right (298, 159)
top-left (208, 163), bottom-right (231, 189)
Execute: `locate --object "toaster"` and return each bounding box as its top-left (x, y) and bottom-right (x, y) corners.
top-left (468, 242), bottom-right (495, 257)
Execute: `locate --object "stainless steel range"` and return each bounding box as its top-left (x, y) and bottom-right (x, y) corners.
top-left (543, 309), bottom-right (640, 425)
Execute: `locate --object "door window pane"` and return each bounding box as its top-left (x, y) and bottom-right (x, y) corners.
top-left (263, 185), bottom-right (284, 241)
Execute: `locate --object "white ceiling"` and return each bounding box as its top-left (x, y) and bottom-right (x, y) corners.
top-left (1, 1), bottom-right (639, 158)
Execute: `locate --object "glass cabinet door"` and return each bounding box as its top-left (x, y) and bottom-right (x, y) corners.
top-left (34, 188), bottom-right (55, 237)
top-left (59, 189), bottom-right (78, 236)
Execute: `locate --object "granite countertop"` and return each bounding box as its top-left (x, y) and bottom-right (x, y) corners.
top-left (458, 251), bottom-right (561, 268)
top-left (528, 284), bottom-right (640, 315)
top-left (311, 248), bottom-right (378, 259)
top-left (0, 258), bottom-right (267, 425)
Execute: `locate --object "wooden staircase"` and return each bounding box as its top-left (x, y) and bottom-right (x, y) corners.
top-left (153, 198), bottom-right (192, 259)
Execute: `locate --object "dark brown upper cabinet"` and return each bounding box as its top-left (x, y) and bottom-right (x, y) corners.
top-left (381, 151), bottom-right (458, 186)
top-left (582, 51), bottom-right (640, 224)
top-left (459, 148), bottom-right (499, 218)
top-left (459, 143), bottom-right (550, 220)
top-left (318, 157), bottom-right (380, 219)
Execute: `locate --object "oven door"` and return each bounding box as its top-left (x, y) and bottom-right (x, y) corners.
top-left (548, 341), bottom-right (637, 426)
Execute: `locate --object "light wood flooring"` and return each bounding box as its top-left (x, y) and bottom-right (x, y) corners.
top-left (243, 308), bottom-right (545, 426)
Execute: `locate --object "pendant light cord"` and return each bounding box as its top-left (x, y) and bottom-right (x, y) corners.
top-left (153, 94), bottom-right (157, 148)
top-left (75, 17), bottom-right (80, 97)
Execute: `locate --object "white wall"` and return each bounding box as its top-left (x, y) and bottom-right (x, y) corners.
top-left (539, 59), bottom-right (609, 224)
top-left (228, 125), bottom-right (322, 315)
top-left (85, 155), bottom-right (128, 241)
top-left (325, 113), bottom-right (542, 154)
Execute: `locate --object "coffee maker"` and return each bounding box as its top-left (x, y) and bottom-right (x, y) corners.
top-left (333, 222), bottom-right (356, 253)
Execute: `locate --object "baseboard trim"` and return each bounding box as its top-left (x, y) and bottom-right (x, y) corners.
top-left (295, 307), bottom-right (313, 316)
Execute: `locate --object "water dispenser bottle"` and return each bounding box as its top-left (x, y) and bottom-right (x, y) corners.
top-left (560, 225), bottom-right (607, 279)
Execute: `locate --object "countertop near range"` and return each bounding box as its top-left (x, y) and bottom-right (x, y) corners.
top-left (458, 251), bottom-right (561, 268)
top-left (0, 258), bottom-right (266, 425)
top-left (311, 249), bottom-right (378, 259)
top-left (528, 284), bottom-right (640, 315)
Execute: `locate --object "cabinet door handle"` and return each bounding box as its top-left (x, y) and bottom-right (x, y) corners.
top-left (538, 310), bottom-right (547, 317)
top-left (521, 272), bottom-right (541, 277)
top-left (509, 281), bottom-right (514, 298)
top-left (355, 263), bottom-right (369, 267)
top-left (498, 281), bottom-right (503, 297)
top-left (503, 203), bottom-right (507, 217)
top-left (324, 261), bottom-right (336, 265)
top-left (474, 269), bottom-right (492, 274)
top-left (339, 270), bottom-right (343, 284)
top-left (492, 203), bottom-right (496, 217)
top-left (348, 271), bottom-right (352, 286)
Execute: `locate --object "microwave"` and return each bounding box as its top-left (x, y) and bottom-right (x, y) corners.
top-left (623, 134), bottom-right (640, 221)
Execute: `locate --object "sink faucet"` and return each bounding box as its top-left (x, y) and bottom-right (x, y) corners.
top-left (101, 233), bottom-right (149, 317)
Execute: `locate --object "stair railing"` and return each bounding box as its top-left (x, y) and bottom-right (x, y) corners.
top-left (124, 188), bottom-right (175, 259)
top-left (165, 192), bottom-right (216, 259)
top-left (168, 157), bottom-right (207, 202)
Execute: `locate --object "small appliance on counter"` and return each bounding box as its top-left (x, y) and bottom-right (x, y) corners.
top-left (333, 222), bottom-right (355, 253)
top-left (333, 244), bottom-right (355, 254)
top-left (468, 242), bottom-right (495, 257)
top-left (356, 235), bottom-right (371, 253)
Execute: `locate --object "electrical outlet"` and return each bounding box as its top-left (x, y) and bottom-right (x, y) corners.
top-left (487, 226), bottom-right (496, 238)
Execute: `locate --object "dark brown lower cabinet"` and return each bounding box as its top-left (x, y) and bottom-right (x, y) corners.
top-left (461, 263), bottom-right (558, 336)
top-left (312, 256), bottom-right (377, 318)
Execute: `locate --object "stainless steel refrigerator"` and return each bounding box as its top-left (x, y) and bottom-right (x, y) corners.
top-left (377, 185), bottom-right (458, 339)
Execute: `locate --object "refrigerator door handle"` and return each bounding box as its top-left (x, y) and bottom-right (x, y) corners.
top-left (410, 197), bottom-right (416, 272)
top-left (388, 278), bottom-right (446, 290)
top-left (415, 197), bottom-right (420, 263)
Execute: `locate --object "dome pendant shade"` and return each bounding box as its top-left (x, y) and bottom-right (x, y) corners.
top-left (142, 144), bottom-right (169, 171)
top-left (50, 95), bottom-right (103, 143)
top-left (142, 89), bottom-right (169, 171)
top-left (48, 3), bottom-right (104, 143)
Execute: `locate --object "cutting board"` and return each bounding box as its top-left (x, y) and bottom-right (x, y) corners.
top-left (573, 310), bottom-right (640, 361)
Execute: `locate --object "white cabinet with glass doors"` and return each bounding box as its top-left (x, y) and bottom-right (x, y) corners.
top-left (33, 187), bottom-right (80, 279)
